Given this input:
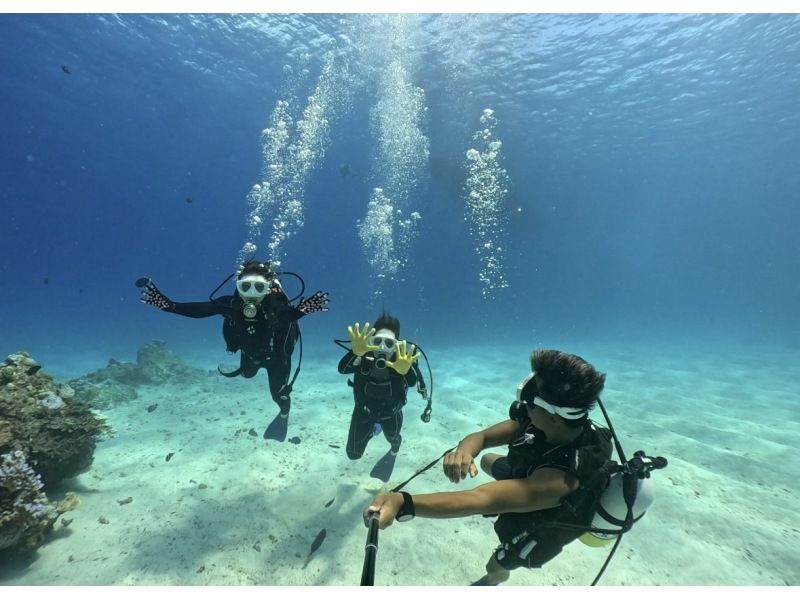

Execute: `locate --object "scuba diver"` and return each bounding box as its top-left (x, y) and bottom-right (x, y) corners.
top-left (363, 348), bottom-right (665, 585)
top-left (336, 313), bottom-right (429, 483)
top-left (137, 260), bottom-right (329, 441)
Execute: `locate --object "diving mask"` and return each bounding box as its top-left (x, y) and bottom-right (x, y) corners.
top-left (517, 373), bottom-right (587, 420)
top-left (236, 275), bottom-right (270, 300)
top-left (369, 334), bottom-right (396, 354)
top-left (369, 333), bottom-right (397, 369)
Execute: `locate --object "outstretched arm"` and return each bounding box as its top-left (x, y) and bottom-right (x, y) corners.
top-left (139, 279), bottom-right (227, 318)
top-left (364, 466), bottom-right (580, 529)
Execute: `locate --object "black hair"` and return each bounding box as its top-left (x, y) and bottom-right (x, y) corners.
top-left (238, 260), bottom-right (275, 280)
top-left (531, 349), bottom-right (606, 418)
top-left (374, 312), bottom-right (400, 337)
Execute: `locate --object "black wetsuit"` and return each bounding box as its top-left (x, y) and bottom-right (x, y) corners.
top-left (490, 402), bottom-right (613, 570)
top-left (166, 290), bottom-right (303, 415)
top-left (337, 350), bottom-right (425, 459)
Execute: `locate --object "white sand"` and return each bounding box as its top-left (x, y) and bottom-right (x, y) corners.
top-left (1, 341), bottom-right (798, 586)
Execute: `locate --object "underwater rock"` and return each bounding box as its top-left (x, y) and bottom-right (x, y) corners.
top-left (67, 340), bottom-right (205, 410)
top-left (135, 340), bottom-right (205, 384)
top-left (69, 379), bottom-right (137, 410)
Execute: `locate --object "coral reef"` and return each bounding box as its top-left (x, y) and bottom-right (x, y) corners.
top-left (68, 340), bottom-right (205, 409)
top-left (0, 450), bottom-right (81, 552)
top-left (0, 449), bottom-right (76, 552)
top-left (0, 351), bottom-right (110, 490)
top-left (0, 450), bottom-right (55, 551)
top-left (0, 351), bottom-right (101, 553)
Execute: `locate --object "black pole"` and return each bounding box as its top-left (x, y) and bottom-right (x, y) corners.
top-left (361, 512), bottom-right (380, 586)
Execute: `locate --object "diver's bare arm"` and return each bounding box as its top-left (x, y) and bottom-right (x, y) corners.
top-left (367, 467), bottom-right (579, 529)
top-left (459, 419), bottom-right (521, 455)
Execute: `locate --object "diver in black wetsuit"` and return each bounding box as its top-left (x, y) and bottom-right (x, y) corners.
top-left (138, 260), bottom-right (329, 440)
top-left (337, 312), bottom-right (426, 482)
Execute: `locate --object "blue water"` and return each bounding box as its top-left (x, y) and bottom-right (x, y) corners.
top-left (2, 14), bottom-right (799, 372)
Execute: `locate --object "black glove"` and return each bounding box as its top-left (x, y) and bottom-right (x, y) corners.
top-left (297, 291), bottom-right (330, 315)
top-left (137, 278), bottom-right (174, 311)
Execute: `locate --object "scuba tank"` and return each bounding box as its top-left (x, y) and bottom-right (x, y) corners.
top-left (579, 462), bottom-right (656, 547)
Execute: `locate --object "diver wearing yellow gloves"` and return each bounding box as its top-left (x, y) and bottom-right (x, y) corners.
top-left (337, 312), bottom-right (427, 482)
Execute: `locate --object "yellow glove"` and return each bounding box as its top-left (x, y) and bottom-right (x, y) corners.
top-left (386, 340), bottom-right (420, 376)
top-left (347, 322), bottom-right (378, 357)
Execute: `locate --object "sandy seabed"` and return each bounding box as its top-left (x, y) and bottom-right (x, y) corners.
top-left (1, 341), bottom-right (798, 587)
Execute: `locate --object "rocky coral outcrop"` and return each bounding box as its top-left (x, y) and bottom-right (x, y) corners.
top-left (0, 351), bottom-right (110, 490)
top-left (0, 450), bottom-right (55, 551)
top-left (68, 340), bottom-right (205, 410)
top-left (0, 448), bottom-right (81, 552)
top-left (0, 351), bottom-right (100, 553)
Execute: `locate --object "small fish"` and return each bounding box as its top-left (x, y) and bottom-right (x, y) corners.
top-left (339, 163), bottom-right (351, 177)
top-left (248, 428), bottom-right (258, 437)
top-left (165, 452), bottom-right (174, 462)
top-left (117, 497), bottom-right (133, 505)
top-left (146, 403), bottom-right (158, 413)
top-left (302, 529), bottom-right (327, 568)
top-left (185, 197), bottom-right (193, 204)
top-left (328, 444), bottom-right (340, 449)
top-left (43, 277), bottom-right (49, 285)
top-left (324, 497), bottom-right (335, 508)
top-left (61, 65), bottom-right (71, 74)
top-left (288, 436), bottom-right (301, 445)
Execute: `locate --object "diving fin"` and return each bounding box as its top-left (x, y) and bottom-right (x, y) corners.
top-left (470, 575), bottom-right (500, 586)
top-left (263, 412), bottom-right (288, 442)
top-left (369, 450), bottom-right (397, 483)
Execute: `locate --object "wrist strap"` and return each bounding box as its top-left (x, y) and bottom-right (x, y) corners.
top-left (396, 491), bottom-right (415, 521)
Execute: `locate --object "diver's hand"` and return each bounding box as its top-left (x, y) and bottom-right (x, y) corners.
top-left (443, 449), bottom-right (479, 484)
top-left (347, 322), bottom-right (378, 357)
top-left (363, 492), bottom-right (404, 530)
top-left (386, 340), bottom-right (419, 376)
top-left (137, 279), bottom-right (174, 311)
top-left (297, 291), bottom-right (329, 315)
